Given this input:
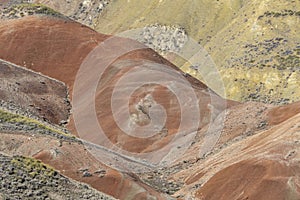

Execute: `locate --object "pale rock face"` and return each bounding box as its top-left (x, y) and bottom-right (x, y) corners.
top-left (133, 94), bottom-right (154, 125)
top-left (82, 0), bottom-right (91, 7)
top-left (139, 24), bottom-right (188, 54)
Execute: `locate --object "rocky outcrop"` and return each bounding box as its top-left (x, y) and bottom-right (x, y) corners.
top-left (32, 0), bottom-right (110, 27)
top-left (139, 24), bottom-right (188, 54)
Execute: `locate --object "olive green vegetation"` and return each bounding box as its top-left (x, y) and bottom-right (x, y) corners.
top-left (94, 0), bottom-right (243, 44)
top-left (0, 109), bottom-right (75, 139)
top-left (94, 0), bottom-right (300, 104)
top-left (10, 0), bottom-right (300, 104)
top-left (201, 0), bottom-right (300, 103)
top-left (10, 156), bottom-right (58, 178)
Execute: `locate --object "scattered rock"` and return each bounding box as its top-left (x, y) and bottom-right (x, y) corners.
top-left (139, 23), bottom-right (188, 54)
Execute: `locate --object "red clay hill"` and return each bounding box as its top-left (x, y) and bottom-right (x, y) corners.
top-left (0, 15), bottom-right (238, 154)
top-left (1, 13), bottom-right (300, 200)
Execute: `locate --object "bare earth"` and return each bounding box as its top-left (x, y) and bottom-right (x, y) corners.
top-left (0, 14), bottom-right (300, 200)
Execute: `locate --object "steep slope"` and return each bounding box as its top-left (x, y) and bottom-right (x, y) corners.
top-left (2, 79), bottom-right (299, 199)
top-left (0, 16), bottom-right (107, 88)
top-left (0, 59), bottom-right (70, 125)
top-left (138, 101), bottom-right (300, 199)
top-left (0, 153), bottom-right (115, 200)
top-left (32, 0), bottom-right (242, 44)
top-left (0, 15), bottom-right (237, 155)
top-left (192, 111), bottom-right (300, 200)
top-left (27, 0), bottom-right (300, 104)
top-left (92, 0), bottom-right (299, 104)
top-left (93, 0), bottom-right (243, 45)
top-left (201, 0), bottom-right (300, 104)
top-left (1, 4), bottom-right (300, 200)
top-left (196, 158), bottom-right (300, 200)
top-left (33, 0), bottom-right (110, 27)
top-left (0, 14), bottom-right (236, 199)
top-left (0, 109), bottom-right (168, 199)
top-left (0, 2), bottom-right (66, 20)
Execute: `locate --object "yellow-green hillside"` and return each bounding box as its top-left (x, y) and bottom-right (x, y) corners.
top-left (21, 0), bottom-right (300, 103)
top-left (95, 0), bottom-right (300, 104)
top-left (0, 109), bottom-right (75, 139)
top-left (202, 0), bottom-right (300, 103)
top-left (95, 0), bottom-right (243, 44)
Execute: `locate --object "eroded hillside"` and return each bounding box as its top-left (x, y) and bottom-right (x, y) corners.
top-left (0, 2), bottom-right (300, 200)
top-left (25, 0), bottom-right (300, 104)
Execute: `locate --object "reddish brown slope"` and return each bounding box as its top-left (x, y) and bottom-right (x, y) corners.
top-left (0, 16), bottom-right (237, 154)
top-left (164, 103), bottom-right (300, 199)
top-left (1, 13), bottom-right (300, 200)
top-left (193, 111), bottom-right (300, 200)
top-left (0, 132), bottom-right (166, 199)
top-left (0, 16), bottom-right (184, 198)
top-left (196, 158), bottom-right (300, 200)
top-left (0, 59), bottom-right (70, 124)
top-left (267, 101), bottom-right (300, 126)
top-left (0, 16), bottom-right (107, 88)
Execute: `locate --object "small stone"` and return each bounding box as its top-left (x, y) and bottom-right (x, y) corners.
top-left (83, 171), bottom-right (92, 177)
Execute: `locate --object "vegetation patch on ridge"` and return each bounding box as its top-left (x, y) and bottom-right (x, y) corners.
top-left (0, 154), bottom-right (116, 199)
top-left (10, 156), bottom-right (58, 178)
top-left (258, 10), bottom-right (300, 19)
top-left (0, 109), bottom-right (75, 140)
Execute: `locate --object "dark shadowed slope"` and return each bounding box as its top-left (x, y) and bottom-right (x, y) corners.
top-left (0, 59), bottom-right (70, 125)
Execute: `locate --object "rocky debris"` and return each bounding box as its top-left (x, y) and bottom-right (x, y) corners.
top-left (0, 2), bottom-right (67, 20)
top-left (139, 24), bottom-right (188, 54)
top-left (19, 0), bottom-right (111, 28)
top-left (21, 0), bottom-right (299, 105)
top-left (0, 101), bottom-right (37, 122)
top-left (141, 170), bottom-right (183, 195)
top-left (131, 94), bottom-right (154, 125)
top-left (94, 169), bottom-right (106, 178)
top-left (71, 0), bottom-right (110, 27)
top-left (143, 103), bottom-right (300, 199)
top-left (0, 2), bottom-right (299, 199)
top-left (0, 13), bottom-right (236, 157)
top-left (209, 103), bottom-right (269, 150)
top-left (0, 131), bottom-right (167, 200)
top-left (138, 102), bottom-right (272, 197)
top-left (0, 154), bottom-right (116, 200)
top-left (0, 100), bottom-right (70, 134)
top-left (0, 0), bottom-right (26, 8)
top-left (82, 171), bottom-right (92, 177)
top-left (78, 168), bottom-right (93, 177)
